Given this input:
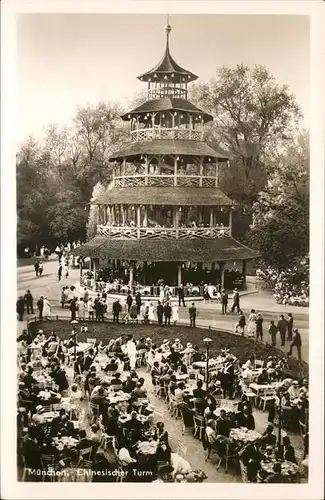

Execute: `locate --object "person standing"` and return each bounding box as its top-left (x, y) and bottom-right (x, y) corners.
top-left (37, 296), bottom-right (44, 319)
top-left (78, 298), bottom-right (86, 321)
top-left (231, 288), bottom-right (240, 313)
top-left (42, 297), bottom-right (51, 319)
top-left (70, 297), bottom-right (78, 321)
top-left (177, 284), bottom-right (186, 307)
top-left (221, 290), bottom-right (228, 315)
top-left (94, 294), bottom-right (101, 322)
top-left (87, 298), bottom-right (94, 321)
top-left (269, 320), bottom-right (277, 347)
top-left (288, 329), bottom-right (302, 360)
top-left (135, 291), bottom-right (142, 315)
top-left (126, 292), bottom-right (133, 313)
top-left (172, 303), bottom-right (179, 326)
top-left (156, 301), bottom-right (164, 325)
top-left (164, 302), bottom-right (172, 326)
top-left (34, 261), bottom-right (39, 277)
top-left (83, 288), bottom-right (89, 304)
top-left (58, 264), bottom-right (62, 281)
top-left (287, 313), bottom-right (293, 342)
top-left (277, 315), bottom-right (288, 347)
top-left (60, 287), bottom-right (66, 308)
top-left (255, 313), bottom-right (264, 342)
top-left (16, 296), bottom-right (25, 321)
top-left (24, 290), bottom-right (34, 314)
top-left (247, 309), bottom-right (257, 338)
top-left (148, 302), bottom-right (155, 324)
top-left (189, 302), bottom-right (197, 327)
top-left (112, 299), bottom-right (122, 323)
top-left (38, 261), bottom-right (44, 277)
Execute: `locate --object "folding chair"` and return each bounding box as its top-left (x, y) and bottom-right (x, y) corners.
top-left (87, 338), bottom-right (97, 345)
top-left (40, 454), bottom-right (57, 481)
top-left (193, 414), bottom-right (205, 440)
top-left (168, 394), bottom-right (180, 419)
top-left (78, 446), bottom-right (93, 465)
top-left (258, 389), bottom-right (276, 411)
top-left (176, 439), bottom-right (187, 458)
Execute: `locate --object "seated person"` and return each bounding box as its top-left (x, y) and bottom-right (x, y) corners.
top-left (88, 424), bottom-right (102, 444)
top-left (257, 369), bottom-right (269, 385)
top-left (216, 409), bottom-right (232, 437)
top-left (136, 338), bottom-right (147, 350)
top-left (193, 379), bottom-right (207, 399)
top-left (239, 438), bottom-right (264, 482)
top-left (155, 421), bottom-right (169, 446)
top-left (174, 383), bottom-right (185, 405)
top-left (287, 380), bottom-right (300, 400)
top-left (167, 347), bottom-right (181, 369)
top-left (260, 424), bottom-right (277, 448)
top-left (124, 411), bottom-right (144, 443)
top-left (90, 386), bottom-right (109, 424)
top-left (169, 375), bottom-right (178, 395)
top-left (282, 436), bottom-right (297, 464)
top-left (236, 406), bottom-right (255, 430)
top-left (192, 346), bottom-right (203, 363)
top-left (104, 358), bottom-right (118, 373)
top-left (237, 395), bottom-right (253, 414)
top-left (265, 462), bottom-right (290, 483)
top-left (131, 382), bottom-right (147, 400)
top-left (77, 429), bottom-right (95, 456)
top-left (242, 356), bottom-right (255, 371)
top-left (54, 413), bottom-right (76, 437)
top-left (110, 372), bottom-right (123, 389)
top-left (262, 445), bottom-right (275, 461)
top-left (123, 375), bottom-right (137, 394)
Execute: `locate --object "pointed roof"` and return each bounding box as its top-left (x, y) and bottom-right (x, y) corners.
top-left (137, 23), bottom-right (198, 84)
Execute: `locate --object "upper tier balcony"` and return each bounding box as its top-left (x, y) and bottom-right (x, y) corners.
top-left (113, 174), bottom-right (216, 188)
top-left (147, 86), bottom-right (188, 100)
top-left (97, 224), bottom-right (231, 240)
top-left (130, 127), bottom-right (203, 142)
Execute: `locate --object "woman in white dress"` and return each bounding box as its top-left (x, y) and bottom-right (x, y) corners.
top-left (247, 309), bottom-right (257, 337)
top-left (148, 302), bottom-right (155, 324)
top-left (126, 336), bottom-right (137, 370)
top-left (96, 341), bottom-right (107, 364)
top-left (42, 296), bottom-right (51, 319)
top-left (159, 287), bottom-right (165, 304)
top-left (139, 303), bottom-right (146, 324)
top-left (172, 303), bottom-right (179, 325)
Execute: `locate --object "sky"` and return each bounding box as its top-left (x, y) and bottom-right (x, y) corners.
top-left (17, 13), bottom-right (310, 142)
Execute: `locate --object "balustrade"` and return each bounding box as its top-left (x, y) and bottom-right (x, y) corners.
top-left (97, 224), bottom-right (231, 240)
top-left (130, 127), bottom-right (203, 142)
top-left (113, 175), bottom-right (216, 188)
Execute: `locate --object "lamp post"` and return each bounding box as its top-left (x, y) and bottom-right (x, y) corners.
top-left (203, 337), bottom-right (212, 387)
top-left (276, 387), bottom-right (284, 446)
top-left (70, 320), bottom-right (79, 370)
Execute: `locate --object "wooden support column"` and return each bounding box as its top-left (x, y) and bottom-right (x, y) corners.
top-left (122, 159), bottom-right (126, 187)
top-left (175, 207), bottom-right (179, 238)
top-left (145, 157), bottom-right (149, 186)
top-left (121, 204), bottom-right (125, 226)
top-left (210, 207), bottom-right (214, 228)
top-left (177, 263), bottom-right (182, 287)
top-left (219, 262), bottom-right (225, 290)
top-left (93, 259), bottom-right (97, 291)
top-left (229, 208), bottom-right (233, 234)
top-left (112, 205), bottom-right (115, 225)
top-left (108, 206), bottom-right (111, 226)
top-left (129, 263), bottom-right (134, 287)
top-left (215, 161), bottom-right (219, 187)
top-left (137, 205), bottom-right (141, 238)
top-left (189, 114), bottom-right (193, 139)
top-left (174, 156), bottom-right (177, 186)
top-left (144, 206), bottom-right (148, 227)
top-left (199, 157), bottom-right (203, 187)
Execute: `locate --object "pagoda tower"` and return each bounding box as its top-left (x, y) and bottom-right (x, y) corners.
top-left (77, 22), bottom-right (257, 292)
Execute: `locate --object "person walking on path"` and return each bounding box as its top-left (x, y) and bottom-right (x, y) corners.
top-left (287, 313), bottom-right (294, 342)
top-left (277, 315), bottom-right (288, 347)
top-left (288, 329), bottom-right (302, 360)
top-left (126, 292), bottom-right (133, 313)
top-left (38, 261), bottom-right (44, 277)
top-left (135, 291), bottom-right (142, 315)
top-left (235, 310), bottom-right (246, 335)
top-left (269, 320), bottom-right (277, 347)
top-left (177, 284), bottom-right (186, 307)
top-left (221, 290), bottom-right (228, 315)
top-left (164, 302), bottom-right (172, 326)
top-left (231, 288), bottom-right (240, 313)
top-left (34, 261), bottom-right (39, 277)
top-left (112, 299), bottom-right (122, 323)
top-left (255, 313), bottom-right (264, 342)
top-left (37, 296), bottom-right (44, 319)
top-left (156, 301), bottom-right (164, 325)
top-left (17, 296), bottom-right (25, 321)
top-left (24, 290), bottom-right (34, 314)
top-left (189, 302), bottom-right (197, 327)
top-left (58, 264), bottom-right (62, 281)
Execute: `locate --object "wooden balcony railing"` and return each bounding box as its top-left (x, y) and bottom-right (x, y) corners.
top-left (130, 128), bottom-right (203, 142)
top-left (97, 225), bottom-right (231, 240)
top-left (113, 175), bottom-right (216, 188)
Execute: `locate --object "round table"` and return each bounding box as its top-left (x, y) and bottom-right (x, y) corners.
top-left (229, 427), bottom-right (261, 444)
top-left (259, 459), bottom-right (300, 482)
top-left (52, 436), bottom-right (79, 451)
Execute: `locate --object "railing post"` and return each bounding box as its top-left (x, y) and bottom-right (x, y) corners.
top-left (174, 156), bottom-right (177, 186)
top-left (199, 157), bottom-right (203, 187)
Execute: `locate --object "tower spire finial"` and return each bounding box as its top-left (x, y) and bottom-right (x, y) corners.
top-left (164, 15), bottom-right (172, 48)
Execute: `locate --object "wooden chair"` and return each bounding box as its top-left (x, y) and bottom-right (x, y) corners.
top-left (258, 389), bottom-right (276, 411)
top-left (193, 414), bottom-right (205, 440)
top-left (89, 402), bottom-right (100, 424)
top-left (241, 384), bottom-right (257, 405)
top-left (176, 439), bottom-right (187, 458)
top-left (168, 394), bottom-right (180, 419)
top-left (78, 446), bottom-right (93, 464)
top-left (254, 359), bottom-right (264, 369)
top-left (239, 460), bottom-right (251, 482)
top-left (87, 338), bottom-right (96, 345)
top-left (40, 454), bottom-right (57, 481)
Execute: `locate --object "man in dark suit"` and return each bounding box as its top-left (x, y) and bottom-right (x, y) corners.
top-left (189, 302), bottom-right (197, 327)
top-left (231, 288), bottom-right (240, 313)
top-left (126, 292), bottom-right (133, 313)
top-left (266, 462), bottom-right (290, 483)
top-left (236, 406), bottom-right (255, 430)
top-left (288, 329), bottom-right (302, 360)
top-left (221, 290), bottom-right (228, 315)
top-left (135, 291), bottom-right (142, 314)
top-left (277, 315), bottom-right (288, 346)
top-left (112, 299), bottom-right (122, 323)
top-left (239, 438), bottom-right (264, 482)
top-left (216, 410), bottom-right (232, 437)
top-left (178, 284), bottom-right (186, 307)
top-left (164, 302), bottom-right (172, 326)
top-left (260, 424), bottom-right (277, 448)
top-left (156, 301), bottom-right (164, 325)
top-left (24, 290), bottom-right (34, 314)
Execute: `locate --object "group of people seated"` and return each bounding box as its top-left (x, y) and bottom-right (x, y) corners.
top-left (256, 266), bottom-right (309, 307)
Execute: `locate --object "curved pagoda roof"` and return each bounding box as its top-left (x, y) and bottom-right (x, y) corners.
top-left (137, 23), bottom-right (198, 84)
top-left (94, 186), bottom-right (232, 206)
top-left (109, 139), bottom-right (228, 161)
top-left (72, 236), bottom-right (259, 262)
top-left (121, 98), bottom-right (213, 123)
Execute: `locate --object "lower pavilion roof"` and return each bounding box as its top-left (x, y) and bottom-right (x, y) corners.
top-left (94, 187), bottom-right (232, 206)
top-left (109, 139), bottom-right (228, 161)
top-left (72, 236), bottom-right (259, 262)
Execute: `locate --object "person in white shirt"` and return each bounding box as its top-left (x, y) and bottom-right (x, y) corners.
top-left (172, 338), bottom-right (183, 352)
top-left (87, 298), bottom-right (94, 320)
top-left (242, 356), bottom-right (255, 370)
top-left (174, 383), bottom-right (185, 404)
top-left (172, 304), bottom-right (179, 325)
top-left (288, 381), bottom-right (300, 400)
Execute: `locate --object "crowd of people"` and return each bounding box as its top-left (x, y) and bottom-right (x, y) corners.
top-left (17, 326), bottom-right (308, 483)
top-left (256, 266), bottom-right (309, 307)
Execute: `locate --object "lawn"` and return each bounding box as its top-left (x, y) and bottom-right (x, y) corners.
top-left (28, 319), bottom-right (308, 380)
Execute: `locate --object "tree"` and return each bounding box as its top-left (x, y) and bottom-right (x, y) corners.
top-left (86, 182), bottom-right (107, 240)
top-left (249, 131), bottom-right (309, 269)
top-left (191, 65), bottom-right (302, 238)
